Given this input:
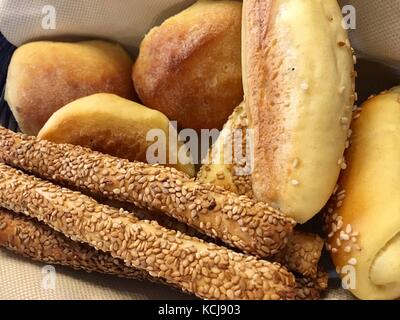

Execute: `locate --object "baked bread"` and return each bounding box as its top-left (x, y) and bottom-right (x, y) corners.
top-left (325, 86), bottom-right (400, 300)
top-left (0, 162), bottom-right (324, 300)
top-left (132, 0), bottom-right (243, 131)
top-left (197, 102), bottom-right (254, 198)
top-left (5, 40), bottom-right (135, 135)
top-left (0, 208), bottom-right (158, 282)
top-left (38, 93), bottom-right (195, 177)
top-left (0, 126), bottom-right (295, 258)
top-left (242, 0), bottom-right (356, 223)
top-left (198, 105), bottom-right (324, 278)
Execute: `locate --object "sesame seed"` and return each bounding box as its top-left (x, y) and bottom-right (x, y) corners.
top-left (291, 179), bottom-right (299, 186)
top-left (347, 130), bottom-right (353, 138)
top-left (333, 184), bottom-right (339, 194)
top-left (301, 82), bottom-right (309, 91)
top-left (339, 231), bottom-right (349, 241)
top-left (348, 258), bottom-right (357, 265)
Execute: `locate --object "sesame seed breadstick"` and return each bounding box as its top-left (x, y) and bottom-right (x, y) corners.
top-left (0, 127), bottom-right (295, 258)
top-left (273, 231), bottom-right (324, 279)
top-left (0, 163), bottom-right (310, 300)
top-left (0, 207), bottom-right (326, 299)
top-left (118, 199), bottom-right (323, 279)
top-left (0, 208), bottom-right (163, 283)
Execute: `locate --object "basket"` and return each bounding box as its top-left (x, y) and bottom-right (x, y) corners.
top-left (0, 33), bottom-right (17, 132)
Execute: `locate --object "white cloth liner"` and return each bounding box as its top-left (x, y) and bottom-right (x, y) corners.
top-left (0, 0), bottom-right (399, 69)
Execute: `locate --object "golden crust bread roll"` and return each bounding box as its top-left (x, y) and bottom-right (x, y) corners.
top-left (325, 86), bottom-right (400, 300)
top-left (132, 0), bottom-right (243, 131)
top-left (5, 41), bottom-right (135, 135)
top-left (242, 0), bottom-right (356, 223)
top-left (37, 93), bottom-right (195, 177)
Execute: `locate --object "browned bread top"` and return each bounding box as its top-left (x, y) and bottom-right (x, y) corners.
top-left (5, 40), bottom-right (135, 135)
top-left (133, 0), bottom-right (243, 131)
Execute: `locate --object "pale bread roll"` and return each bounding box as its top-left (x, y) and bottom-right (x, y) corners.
top-left (5, 41), bottom-right (135, 135)
top-left (326, 86), bottom-right (400, 300)
top-left (242, 0), bottom-right (356, 223)
top-left (38, 93), bottom-right (195, 176)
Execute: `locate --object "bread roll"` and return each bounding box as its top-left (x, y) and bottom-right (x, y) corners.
top-left (38, 93), bottom-right (195, 177)
top-left (5, 40), bottom-right (135, 135)
top-left (242, 0), bottom-right (356, 223)
top-left (325, 86), bottom-right (400, 300)
top-left (197, 102), bottom-right (254, 198)
top-left (132, 0), bottom-right (243, 131)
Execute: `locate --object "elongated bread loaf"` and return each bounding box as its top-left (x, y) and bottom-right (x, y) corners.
top-left (325, 86), bottom-right (400, 300)
top-left (242, 0), bottom-right (356, 223)
top-left (0, 162), bottom-right (316, 300)
top-left (0, 127), bottom-right (295, 258)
